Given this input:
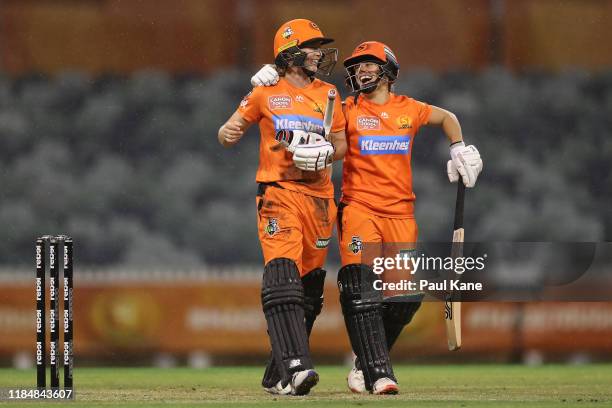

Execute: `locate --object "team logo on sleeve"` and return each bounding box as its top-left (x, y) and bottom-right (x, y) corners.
top-left (397, 115), bottom-right (413, 129)
top-left (357, 116), bottom-right (381, 130)
top-left (265, 218), bottom-right (280, 236)
top-left (348, 236), bottom-right (363, 254)
top-left (239, 91), bottom-right (252, 108)
top-left (359, 135), bottom-right (411, 155)
top-left (268, 95), bottom-right (292, 110)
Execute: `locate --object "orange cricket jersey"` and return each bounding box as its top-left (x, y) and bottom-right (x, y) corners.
top-left (341, 92), bottom-right (432, 218)
top-left (237, 77), bottom-right (345, 198)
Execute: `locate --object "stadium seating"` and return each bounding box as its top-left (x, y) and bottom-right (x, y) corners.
top-left (0, 68), bottom-right (609, 266)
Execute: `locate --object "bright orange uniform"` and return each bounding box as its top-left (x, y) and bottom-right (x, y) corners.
top-left (238, 77), bottom-right (345, 275)
top-left (339, 92), bottom-right (432, 266)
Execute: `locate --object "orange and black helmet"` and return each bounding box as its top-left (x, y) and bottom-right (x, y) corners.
top-left (343, 41), bottom-right (399, 92)
top-left (273, 19), bottom-right (334, 58)
top-left (273, 19), bottom-right (337, 76)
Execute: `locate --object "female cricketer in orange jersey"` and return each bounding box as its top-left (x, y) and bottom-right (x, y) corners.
top-left (339, 41), bottom-right (483, 395)
top-left (218, 19), bottom-right (346, 396)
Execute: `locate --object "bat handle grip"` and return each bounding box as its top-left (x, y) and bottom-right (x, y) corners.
top-left (454, 181), bottom-right (465, 230)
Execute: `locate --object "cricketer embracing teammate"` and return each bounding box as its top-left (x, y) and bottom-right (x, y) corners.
top-left (218, 19), bottom-right (346, 396)
top-left (250, 35), bottom-right (483, 395)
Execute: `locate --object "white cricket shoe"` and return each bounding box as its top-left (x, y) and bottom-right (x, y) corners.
top-left (347, 365), bottom-right (366, 393)
top-left (291, 369), bottom-right (319, 395)
top-left (263, 380), bottom-right (292, 395)
top-left (372, 377), bottom-right (399, 395)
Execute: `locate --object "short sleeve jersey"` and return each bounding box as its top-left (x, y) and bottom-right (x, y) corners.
top-left (341, 92), bottom-right (432, 218)
top-left (237, 77), bottom-right (345, 199)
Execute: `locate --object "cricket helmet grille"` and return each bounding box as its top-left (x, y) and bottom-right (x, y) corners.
top-left (273, 19), bottom-right (337, 76)
top-left (344, 41), bottom-right (400, 93)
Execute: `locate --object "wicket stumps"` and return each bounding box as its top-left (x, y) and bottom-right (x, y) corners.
top-left (35, 235), bottom-right (74, 391)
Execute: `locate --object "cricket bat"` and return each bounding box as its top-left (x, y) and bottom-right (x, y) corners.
top-left (445, 180), bottom-right (465, 351)
top-left (323, 88), bottom-right (336, 139)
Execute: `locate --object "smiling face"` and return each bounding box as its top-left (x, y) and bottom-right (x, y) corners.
top-left (299, 47), bottom-right (323, 73)
top-left (279, 39), bottom-right (337, 78)
top-left (355, 61), bottom-right (382, 88)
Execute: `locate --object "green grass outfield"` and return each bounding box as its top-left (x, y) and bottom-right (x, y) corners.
top-left (1, 365), bottom-right (611, 407)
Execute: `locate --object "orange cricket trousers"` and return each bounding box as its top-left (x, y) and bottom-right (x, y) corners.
top-left (338, 202), bottom-right (418, 296)
top-left (256, 183), bottom-right (336, 277)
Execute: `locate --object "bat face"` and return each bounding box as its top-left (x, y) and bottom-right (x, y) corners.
top-left (445, 299), bottom-right (461, 351)
top-left (453, 228), bottom-right (464, 243)
top-left (445, 181), bottom-right (465, 351)
top-left (323, 89), bottom-right (336, 138)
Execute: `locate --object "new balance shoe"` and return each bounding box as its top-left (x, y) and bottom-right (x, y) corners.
top-left (291, 369), bottom-right (319, 396)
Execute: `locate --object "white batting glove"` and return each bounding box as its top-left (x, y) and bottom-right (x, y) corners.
top-left (275, 129), bottom-right (307, 153)
top-left (250, 64), bottom-right (280, 87)
top-left (293, 141), bottom-right (335, 172)
top-left (275, 129), bottom-right (324, 153)
top-left (447, 160), bottom-right (460, 183)
top-left (307, 133), bottom-right (327, 144)
top-left (449, 142), bottom-right (483, 188)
